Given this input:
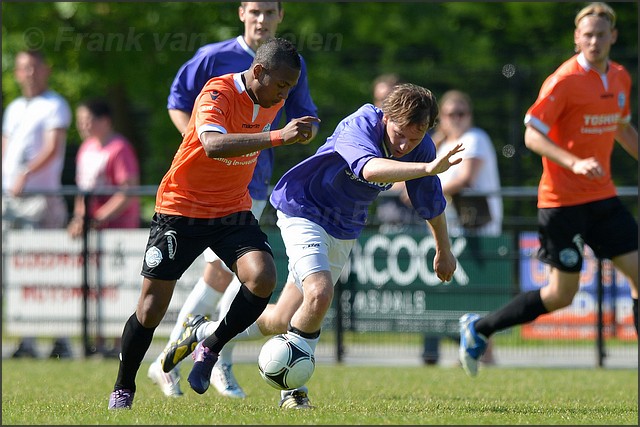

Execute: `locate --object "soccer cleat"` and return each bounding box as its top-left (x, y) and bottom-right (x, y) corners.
top-left (211, 363), bottom-right (247, 398)
top-left (147, 361), bottom-right (183, 397)
top-left (160, 314), bottom-right (208, 373)
top-left (108, 389), bottom-right (135, 409)
top-left (459, 313), bottom-right (488, 377)
top-left (279, 387), bottom-right (313, 409)
top-left (188, 341), bottom-right (218, 394)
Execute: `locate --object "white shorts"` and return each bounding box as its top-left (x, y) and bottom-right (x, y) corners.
top-left (276, 210), bottom-right (355, 292)
top-left (203, 198), bottom-right (268, 263)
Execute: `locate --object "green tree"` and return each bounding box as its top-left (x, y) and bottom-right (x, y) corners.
top-left (3, 2), bottom-right (637, 221)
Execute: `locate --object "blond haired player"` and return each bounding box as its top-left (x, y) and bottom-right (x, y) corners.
top-left (459, 2), bottom-right (638, 377)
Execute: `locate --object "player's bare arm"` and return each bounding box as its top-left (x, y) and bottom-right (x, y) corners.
top-left (168, 109), bottom-right (190, 136)
top-left (11, 127), bottom-right (67, 196)
top-left (362, 142), bottom-right (463, 183)
top-left (200, 117), bottom-right (320, 158)
top-left (201, 131), bottom-right (275, 158)
top-left (426, 212), bottom-right (456, 282)
top-left (524, 125), bottom-right (605, 179)
top-left (615, 122), bottom-right (638, 160)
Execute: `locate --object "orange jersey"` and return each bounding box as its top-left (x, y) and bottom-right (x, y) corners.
top-left (524, 53), bottom-right (632, 208)
top-left (156, 73), bottom-right (283, 218)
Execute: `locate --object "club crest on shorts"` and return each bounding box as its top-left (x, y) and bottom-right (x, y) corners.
top-left (559, 248), bottom-right (579, 268)
top-left (145, 246), bottom-right (162, 268)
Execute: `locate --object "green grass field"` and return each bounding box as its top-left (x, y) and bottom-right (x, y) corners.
top-left (2, 359), bottom-right (637, 425)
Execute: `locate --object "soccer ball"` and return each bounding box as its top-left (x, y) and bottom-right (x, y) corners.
top-left (258, 334), bottom-right (315, 390)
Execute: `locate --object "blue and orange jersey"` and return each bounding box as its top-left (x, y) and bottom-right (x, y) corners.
top-left (156, 73), bottom-right (284, 218)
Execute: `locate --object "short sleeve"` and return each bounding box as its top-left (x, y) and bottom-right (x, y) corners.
top-left (44, 96), bottom-right (72, 130)
top-left (194, 82), bottom-right (232, 137)
top-left (335, 114), bottom-right (383, 179)
top-left (524, 75), bottom-right (568, 135)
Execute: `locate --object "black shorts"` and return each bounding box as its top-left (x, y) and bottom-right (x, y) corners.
top-left (537, 197), bottom-right (638, 272)
top-left (141, 212), bottom-right (273, 281)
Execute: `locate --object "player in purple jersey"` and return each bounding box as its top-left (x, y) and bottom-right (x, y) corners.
top-left (165, 83), bottom-right (464, 409)
top-left (148, 2), bottom-right (318, 399)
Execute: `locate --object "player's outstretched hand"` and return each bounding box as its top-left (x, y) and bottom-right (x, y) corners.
top-left (281, 116), bottom-right (321, 145)
top-left (427, 142), bottom-right (464, 175)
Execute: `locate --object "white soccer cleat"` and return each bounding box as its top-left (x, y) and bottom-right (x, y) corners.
top-left (211, 363), bottom-right (246, 399)
top-left (147, 360), bottom-right (183, 397)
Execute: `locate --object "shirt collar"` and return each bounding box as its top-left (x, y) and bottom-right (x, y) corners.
top-left (577, 52), bottom-right (609, 75)
top-left (233, 72), bottom-right (246, 94)
top-left (236, 35), bottom-right (256, 58)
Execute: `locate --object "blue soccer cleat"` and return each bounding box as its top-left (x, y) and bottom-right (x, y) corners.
top-left (459, 313), bottom-right (488, 377)
top-left (188, 341), bottom-right (218, 394)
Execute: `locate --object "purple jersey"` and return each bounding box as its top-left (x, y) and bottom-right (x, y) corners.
top-left (270, 104), bottom-right (446, 239)
top-left (167, 35), bottom-right (317, 200)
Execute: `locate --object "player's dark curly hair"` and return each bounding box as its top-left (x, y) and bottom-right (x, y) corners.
top-left (382, 83), bottom-right (439, 132)
top-left (254, 38), bottom-right (301, 72)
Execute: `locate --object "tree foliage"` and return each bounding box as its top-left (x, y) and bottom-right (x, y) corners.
top-left (3, 2), bottom-right (637, 216)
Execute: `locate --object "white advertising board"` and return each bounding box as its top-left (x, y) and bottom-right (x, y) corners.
top-left (3, 229), bottom-right (206, 337)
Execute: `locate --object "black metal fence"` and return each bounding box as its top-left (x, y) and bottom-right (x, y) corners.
top-left (2, 186), bottom-right (637, 368)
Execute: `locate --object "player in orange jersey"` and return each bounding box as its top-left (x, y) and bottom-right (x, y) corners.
top-left (459, 2), bottom-right (638, 378)
top-left (108, 38), bottom-right (319, 409)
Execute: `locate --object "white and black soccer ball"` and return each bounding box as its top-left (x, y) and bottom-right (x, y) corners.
top-left (258, 334), bottom-right (315, 390)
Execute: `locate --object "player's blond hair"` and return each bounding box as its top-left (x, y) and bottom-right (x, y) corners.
top-left (575, 2), bottom-right (616, 29)
top-left (381, 83), bottom-right (438, 132)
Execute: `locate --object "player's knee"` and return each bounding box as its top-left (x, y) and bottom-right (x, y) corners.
top-left (245, 269), bottom-right (277, 296)
top-left (303, 284), bottom-right (334, 315)
top-left (557, 292), bottom-right (576, 309)
top-left (136, 305), bottom-right (165, 328)
top-left (545, 291), bottom-right (576, 312)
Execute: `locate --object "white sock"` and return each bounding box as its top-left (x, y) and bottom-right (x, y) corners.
top-left (218, 343), bottom-right (235, 365)
top-left (215, 276), bottom-right (243, 365)
top-left (197, 319), bottom-right (220, 342)
top-left (216, 276), bottom-right (242, 321)
top-left (154, 277), bottom-right (222, 365)
top-left (197, 319), bottom-right (265, 345)
top-left (286, 330), bottom-right (320, 353)
top-left (232, 322), bottom-right (265, 342)
top-left (279, 332), bottom-right (318, 398)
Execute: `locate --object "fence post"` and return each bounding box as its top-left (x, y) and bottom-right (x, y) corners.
top-left (596, 258), bottom-right (605, 367)
top-left (335, 276), bottom-right (344, 363)
top-left (81, 192), bottom-right (93, 357)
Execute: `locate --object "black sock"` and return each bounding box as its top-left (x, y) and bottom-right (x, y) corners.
top-left (114, 313), bottom-right (155, 392)
top-left (288, 323), bottom-right (321, 339)
top-left (633, 298), bottom-right (638, 336)
top-left (475, 290), bottom-right (548, 337)
top-left (202, 285), bottom-right (271, 354)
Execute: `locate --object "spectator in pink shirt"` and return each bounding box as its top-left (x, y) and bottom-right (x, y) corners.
top-left (68, 97), bottom-right (141, 358)
top-left (68, 98), bottom-right (140, 238)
